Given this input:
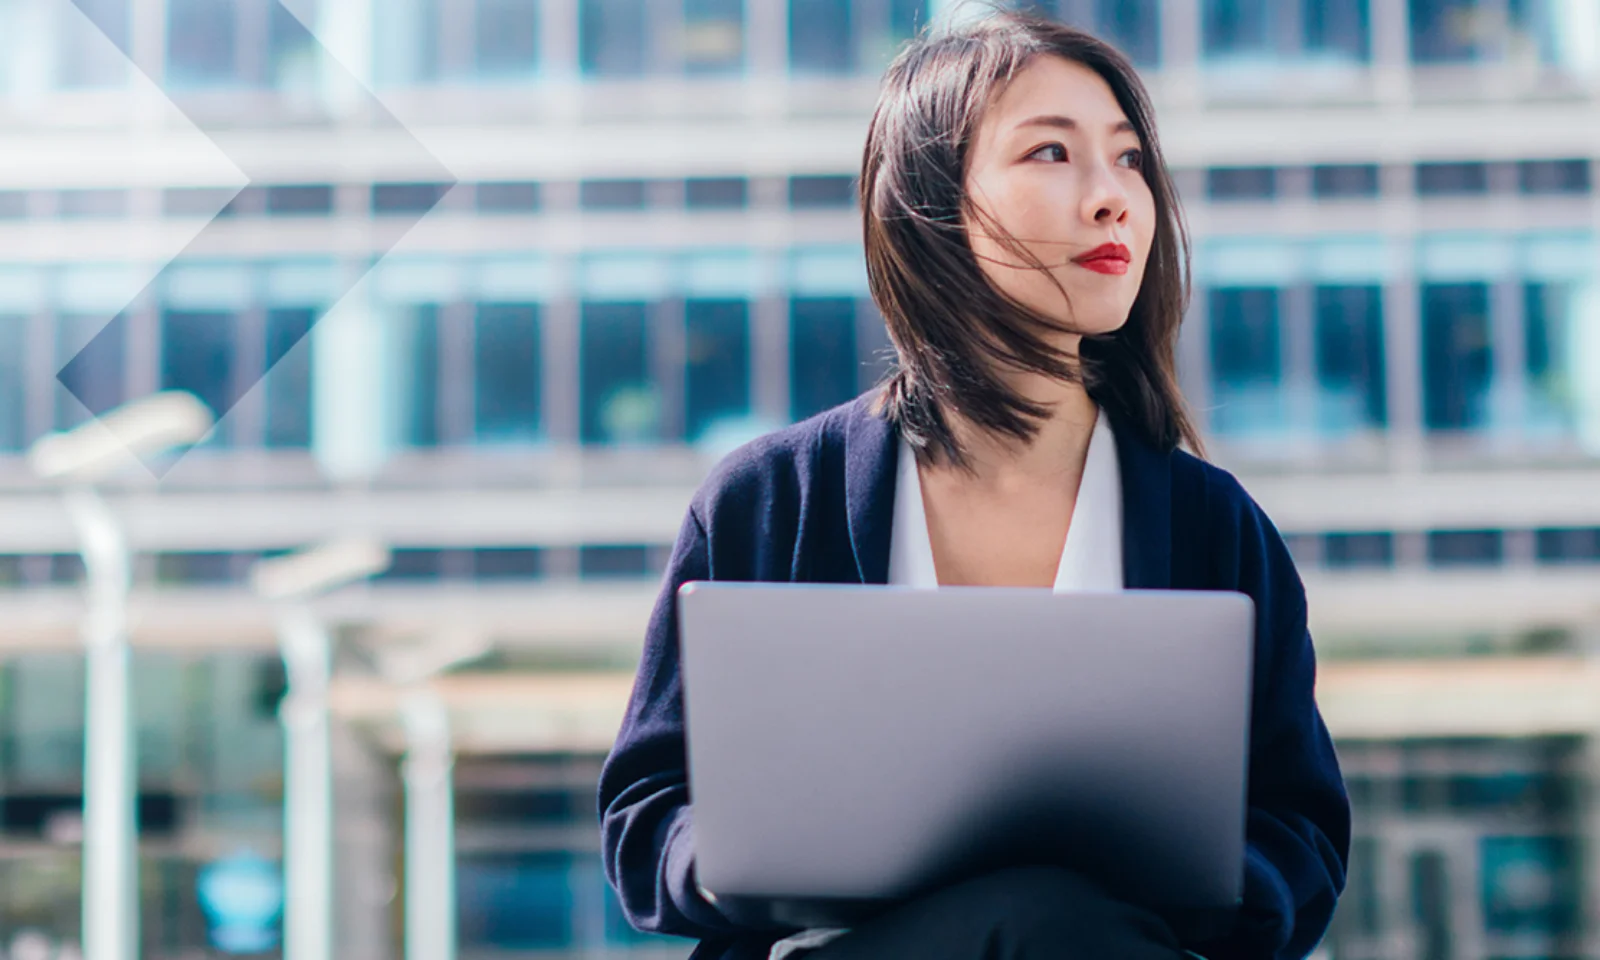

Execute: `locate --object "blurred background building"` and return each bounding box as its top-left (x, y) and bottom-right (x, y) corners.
top-left (0, 0), bottom-right (1597, 957)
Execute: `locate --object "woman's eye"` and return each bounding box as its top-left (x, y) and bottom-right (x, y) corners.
top-left (1028, 143), bottom-right (1067, 162)
top-left (1119, 148), bottom-right (1144, 169)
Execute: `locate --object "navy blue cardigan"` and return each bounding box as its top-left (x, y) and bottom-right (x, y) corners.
top-left (599, 392), bottom-right (1350, 960)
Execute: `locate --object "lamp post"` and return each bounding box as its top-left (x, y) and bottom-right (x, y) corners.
top-left (250, 538), bottom-right (391, 960)
top-left (376, 631), bottom-right (491, 960)
top-left (27, 391), bottom-right (215, 960)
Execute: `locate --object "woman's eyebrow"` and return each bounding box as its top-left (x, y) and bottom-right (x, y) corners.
top-left (1013, 114), bottom-right (1136, 136)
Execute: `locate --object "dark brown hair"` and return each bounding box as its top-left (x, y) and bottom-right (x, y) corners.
top-left (861, 4), bottom-right (1204, 468)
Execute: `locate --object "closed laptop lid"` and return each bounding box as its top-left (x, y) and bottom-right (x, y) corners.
top-left (678, 582), bottom-right (1254, 916)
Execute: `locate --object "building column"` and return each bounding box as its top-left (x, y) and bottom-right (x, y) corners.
top-left (437, 301), bottom-right (476, 446)
top-left (1177, 283), bottom-right (1211, 444)
top-left (1369, 0), bottom-right (1411, 104)
top-left (332, 716), bottom-right (401, 960)
top-left (312, 265), bottom-right (393, 482)
top-left (1490, 278), bottom-right (1528, 449)
top-left (1281, 283), bottom-right (1316, 451)
top-left (1157, 0), bottom-right (1201, 110)
top-left (752, 245), bottom-right (790, 424)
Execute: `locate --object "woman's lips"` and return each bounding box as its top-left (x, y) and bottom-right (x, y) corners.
top-left (1074, 257), bottom-right (1129, 275)
top-left (1072, 242), bottom-right (1131, 276)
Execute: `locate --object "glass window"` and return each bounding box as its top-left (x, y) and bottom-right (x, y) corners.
top-left (1314, 285), bottom-right (1386, 433)
top-left (789, 0), bottom-right (853, 72)
top-left (56, 313), bottom-right (126, 430)
top-left (0, 316), bottom-right (25, 452)
top-left (162, 310), bottom-right (239, 447)
top-left (1535, 528), bottom-right (1600, 564)
top-left (212, 186), bottom-right (267, 218)
top-left (1207, 287), bottom-right (1285, 436)
top-left (1519, 159), bottom-right (1591, 195)
top-left (472, 548), bottom-right (544, 579)
top-left (684, 299), bottom-right (750, 442)
top-left (264, 308), bottom-right (314, 448)
top-left (57, 0), bottom-right (130, 87)
top-left (133, 653), bottom-right (189, 779)
top-left (5, 655), bottom-right (85, 786)
top-left (50, 553), bottom-right (85, 584)
top-left (377, 548), bottom-right (447, 581)
top-left (683, 0), bottom-right (744, 72)
top-left (164, 187), bottom-right (232, 218)
top-left (0, 191), bottom-right (27, 219)
top-left (1206, 167), bottom-right (1276, 201)
top-left (1480, 836), bottom-right (1580, 935)
top-left (458, 852), bottom-right (573, 949)
top-left (1202, 0), bottom-right (1275, 58)
top-left (155, 551), bottom-right (239, 585)
top-left (1303, 0), bottom-right (1369, 61)
top-left (1421, 283), bottom-right (1491, 432)
top-left (373, 0), bottom-right (441, 84)
top-left (475, 0), bottom-right (541, 78)
top-left (373, 183), bottom-right (451, 215)
top-left (268, 0), bottom-right (318, 87)
top-left (686, 177), bottom-right (748, 209)
top-left (474, 303), bottom-right (543, 444)
top-left (580, 0), bottom-right (648, 75)
top-left (1416, 162), bottom-right (1489, 196)
top-left (1410, 0), bottom-right (1491, 63)
top-left (579, 545), bottom-right (651, 578)
top-left (166, 0), bottom-right (239, 85)
top-left (1096, 0), bottom-right (1160, 66)
top-left (476, 182), bottom-right (542, 213)
top-left (58, 189), bottom-right (127, 219)
top-left (1312, 164), bottom-right (1380, 198)
top-left (789, 175), bottom-right (856, 209)
top-left (266, 185), bottom-right (334, 216)
top-left (1427, 529), bottom-right (1502, 566)
top-left (1324, 532), bottom-right (1394, 568)
top-left (579, 179), bottom-right (648, 210)
top-left (580, 302), bottom-right (659, 444)
top-left (790, 297), bottom-right (858, 421)
top-left (394, 304), bottom-right (440, 447)
top-left (1524, 281), bottom-right (1576, 437)
top-left (1408, 850), bottom-right (1452, 960)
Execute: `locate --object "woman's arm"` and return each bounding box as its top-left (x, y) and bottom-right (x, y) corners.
top-left (598, 504), bottom-right (746, 940)
top-left (1187, 483), bottom-right (1352, 960)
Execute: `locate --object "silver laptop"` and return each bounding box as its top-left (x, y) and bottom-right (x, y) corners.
top-left (677, 582), bottom-right (1255, 937)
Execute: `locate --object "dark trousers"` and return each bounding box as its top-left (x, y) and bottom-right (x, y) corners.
top-left (805, 866), bottom-right (1186, 960)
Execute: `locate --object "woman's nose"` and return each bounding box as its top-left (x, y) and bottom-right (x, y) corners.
top-left (1080, 168), bottom-right (1130, 225)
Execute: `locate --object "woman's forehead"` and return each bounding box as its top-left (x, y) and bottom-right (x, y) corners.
top-left (982, 56), bottom-right (1130, 136)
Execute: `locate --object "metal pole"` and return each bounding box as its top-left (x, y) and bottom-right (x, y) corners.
top-left (278, 604), bottom-right (334, 960)
top-left (64, 487), bottom-right (137, 960)
top-left (402, 691), bottom-right (455, 960)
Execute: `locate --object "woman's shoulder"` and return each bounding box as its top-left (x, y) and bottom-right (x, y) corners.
top-left (689, 395), bottom-right (870, 524)
top-left (1167, 447), bottom-right (1300, 583)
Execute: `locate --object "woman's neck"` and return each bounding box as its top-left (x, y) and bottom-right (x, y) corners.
top-left (939, 371), bottom-right (1099, 486)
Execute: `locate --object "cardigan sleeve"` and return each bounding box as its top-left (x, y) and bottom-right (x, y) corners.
top-left (1188, 480), bottom-right (1352, 960)
top-left (597, 502), bottom-right (766, 941)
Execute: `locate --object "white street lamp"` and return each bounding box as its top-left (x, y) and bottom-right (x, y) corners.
top-left (250, 537), bottom-right (391, 960)
top-left (27, 390), bottom-right (215, 960)
top-left (376, 631), bottom-right (492, 960)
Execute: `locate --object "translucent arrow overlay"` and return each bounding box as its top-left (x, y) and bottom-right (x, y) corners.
top-left (57, 0), bottom-right (457, 475)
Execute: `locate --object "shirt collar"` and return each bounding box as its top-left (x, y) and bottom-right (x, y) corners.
top-left (842, 392), bottom-right (1173, 590)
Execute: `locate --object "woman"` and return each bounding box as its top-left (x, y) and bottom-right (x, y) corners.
top-left (599, 9), bottom-right (1350, 960)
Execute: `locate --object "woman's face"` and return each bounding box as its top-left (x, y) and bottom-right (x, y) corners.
top-left (962, 55), bottom-right (1156, 341)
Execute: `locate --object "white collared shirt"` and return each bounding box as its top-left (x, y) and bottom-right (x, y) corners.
top-left (768, 407), bottom-right (1125, 960)
top-left (890, 405), bottom-right (1124, 592)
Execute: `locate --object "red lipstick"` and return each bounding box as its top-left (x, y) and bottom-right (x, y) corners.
top-left (1073, 242), bottom-right (1131, 276)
